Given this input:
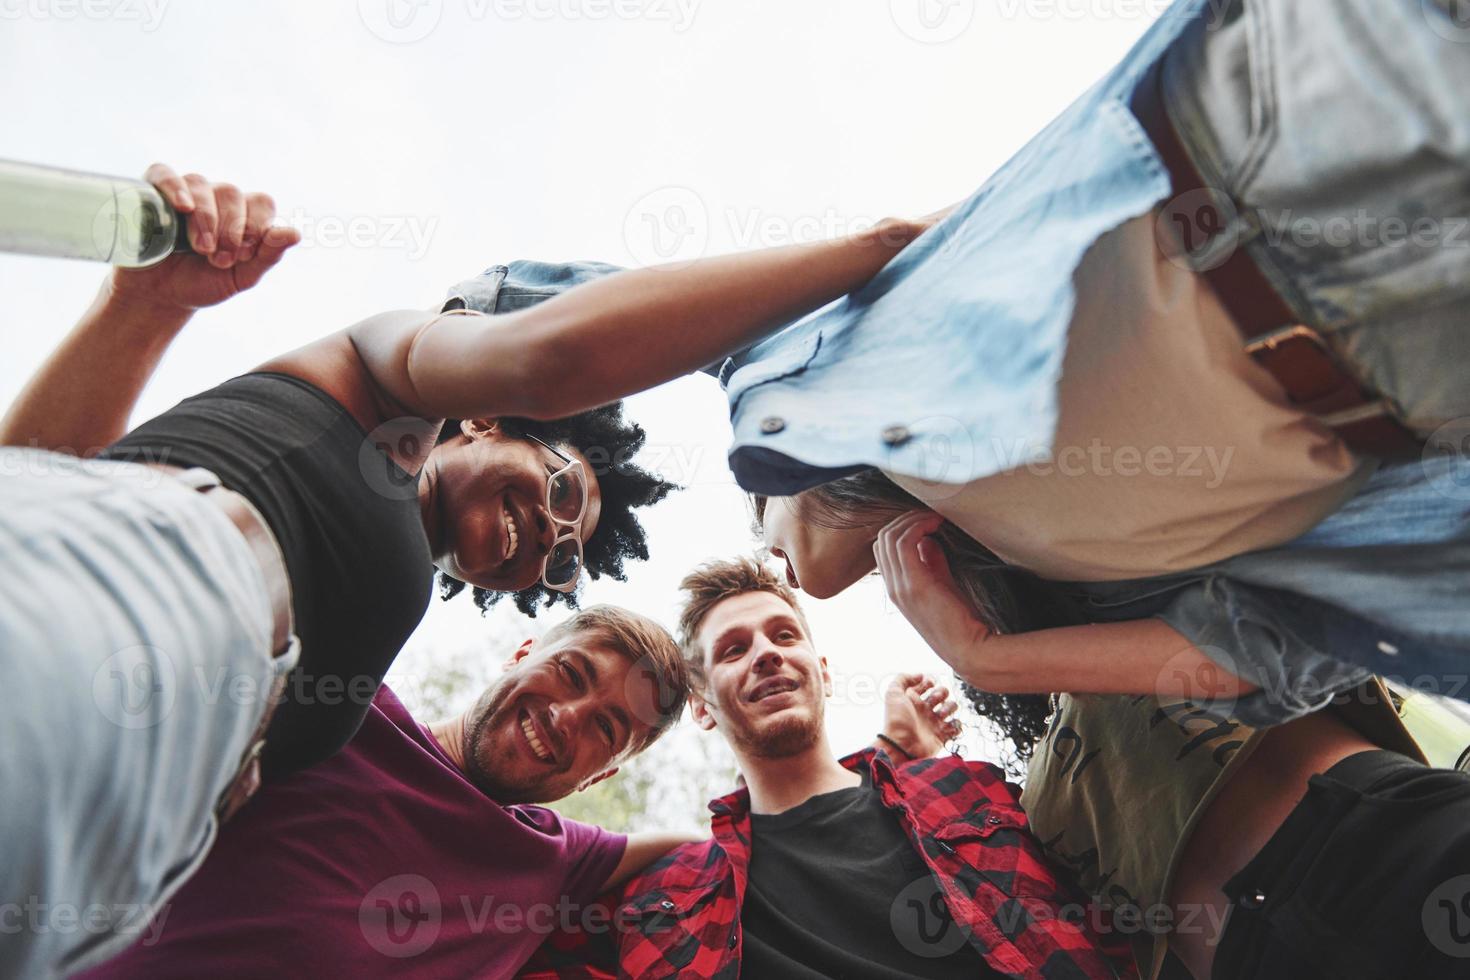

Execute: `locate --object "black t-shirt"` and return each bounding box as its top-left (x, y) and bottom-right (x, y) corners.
top-left (741, 771), bottom-right (996, 979)
top-left (103, 372), bottom-right (434, 778)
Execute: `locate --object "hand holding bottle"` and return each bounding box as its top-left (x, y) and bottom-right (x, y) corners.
top-left (107, 163), bottom-right (301, 314)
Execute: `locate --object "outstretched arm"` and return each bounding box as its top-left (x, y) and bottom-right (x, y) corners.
top-left (874, 512), bottom-right (1261, 704)
top-left (347, 217), bottom-right (934, 424)
top-left (0, 164), bottom-right (298, 453)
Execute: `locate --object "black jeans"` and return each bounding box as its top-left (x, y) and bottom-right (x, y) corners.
top-left (1215, 750), bottom-right (1470, 979)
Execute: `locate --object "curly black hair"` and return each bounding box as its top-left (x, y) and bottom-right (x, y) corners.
top-left (436, 403), bottom-right (677, 616)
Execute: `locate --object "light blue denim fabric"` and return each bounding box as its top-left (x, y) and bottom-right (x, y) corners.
top-left (1164, 0), bottom-right (1470, 435)
top-left (714, 2), bottom-right (1221, 496)
top-left (445, 2), bottom-right (1212, 495)
top-left (1070, 452), bottom-right (1470, 726)
top-left (443, 260), bottom-right (626, 317)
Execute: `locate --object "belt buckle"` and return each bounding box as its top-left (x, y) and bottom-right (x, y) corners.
top-left (1243, 324), bottom-right (1372, 420)
top-left (1244, 325), bottom-right (1424, 459)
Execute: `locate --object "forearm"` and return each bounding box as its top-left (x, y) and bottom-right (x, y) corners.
top-left (405, 221), bottom-right (921, 420)
top-left (601, 830), bottom-right (704, 892)
top-left (1, 276), bottom-right (192, 453)
top-left (953, 618), bottom-right (1261, 701)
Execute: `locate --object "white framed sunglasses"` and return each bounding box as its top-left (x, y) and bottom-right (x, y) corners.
top-left (525, 434), bottom-right (589, 592)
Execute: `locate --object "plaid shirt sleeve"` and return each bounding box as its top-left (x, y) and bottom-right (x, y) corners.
top-left (881, 752), bottom-right (1138, 979)
top-left (514, 891), bottom-right (620, 980)
top-left (610, 841), bottom-right (742, 980)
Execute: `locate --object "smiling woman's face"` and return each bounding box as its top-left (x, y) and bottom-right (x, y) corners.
top-left (427, 427), bottom-right (603, 592)
top-left (760, 495), bottom-right (884, 600)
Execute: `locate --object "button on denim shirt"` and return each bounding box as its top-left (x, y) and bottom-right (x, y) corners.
top-left (442, 0), bottom-right (1470, 727)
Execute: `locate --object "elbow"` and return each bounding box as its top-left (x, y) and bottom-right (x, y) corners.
top-left (399, 310), bottom-right (571, 422)
top-left (498, 333), bottom-right (588, 421)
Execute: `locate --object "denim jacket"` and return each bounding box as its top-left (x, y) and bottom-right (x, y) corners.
top-left (446, 0), bottom-right (1212, 497)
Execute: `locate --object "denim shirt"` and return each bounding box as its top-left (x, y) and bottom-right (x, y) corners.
top-left (706, 0), bottom-right (1216, 495)
top-left (447, 1), bottom-right (1208, 496)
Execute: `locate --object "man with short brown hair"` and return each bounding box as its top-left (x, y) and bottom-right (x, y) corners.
top-left (80, 605), bottom-right (697, 979)
top-left (525, 557), bottom-right (1131, 979)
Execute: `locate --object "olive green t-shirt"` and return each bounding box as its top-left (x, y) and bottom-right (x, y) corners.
top-left (1020, 680), bottom-right (1423, 978)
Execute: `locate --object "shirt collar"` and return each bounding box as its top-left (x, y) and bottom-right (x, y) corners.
top-left (706, 747), bottom-right (892, 820)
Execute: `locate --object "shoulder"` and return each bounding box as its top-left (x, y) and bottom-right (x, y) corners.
top-left (257, 311), bottom-right (432, 433)
top-left (894, 753), bottom-right (1023, 809)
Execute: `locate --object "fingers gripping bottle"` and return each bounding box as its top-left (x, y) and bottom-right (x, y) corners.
top-left (0, 159), bottom-right (191, 268)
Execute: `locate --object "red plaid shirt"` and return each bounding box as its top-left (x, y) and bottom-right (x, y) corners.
top-left (521, 749), bottom-right (1134, 979)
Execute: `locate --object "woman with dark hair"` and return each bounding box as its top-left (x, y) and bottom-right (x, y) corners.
top-left (754, 471), bottom-right (1470, 980)
top-left (751, 474), bottom-right (1068, 774)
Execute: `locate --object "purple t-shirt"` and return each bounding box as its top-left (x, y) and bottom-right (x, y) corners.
top-left (82, 686), bottom-right (626, 979)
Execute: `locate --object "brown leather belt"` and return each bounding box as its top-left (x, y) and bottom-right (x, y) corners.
top-left (145, 463), bottom-right (293, 822)
top-left (1130, 61), bottom-right (1424, 460)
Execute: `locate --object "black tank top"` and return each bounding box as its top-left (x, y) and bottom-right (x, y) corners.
top-left (103, 372), bottom-right (434, 778)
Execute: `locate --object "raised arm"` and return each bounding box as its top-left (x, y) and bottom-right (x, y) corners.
top-left (871, 673), bottom-right (962, 761)
top-left (347, 217), bottom-right (933, 423)
top-left (0, 164), bottom-right (298, 453)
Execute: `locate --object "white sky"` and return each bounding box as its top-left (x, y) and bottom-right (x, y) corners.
top-left (0, 0), bottom-right (1165, 802)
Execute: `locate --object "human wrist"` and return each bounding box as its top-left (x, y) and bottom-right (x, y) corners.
top-left (947, 629), bottom-right (1013, 693)
top-left (95, 275), bottom-right (194, 338)
top-left (875, 731), bottom-right (916, 762)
